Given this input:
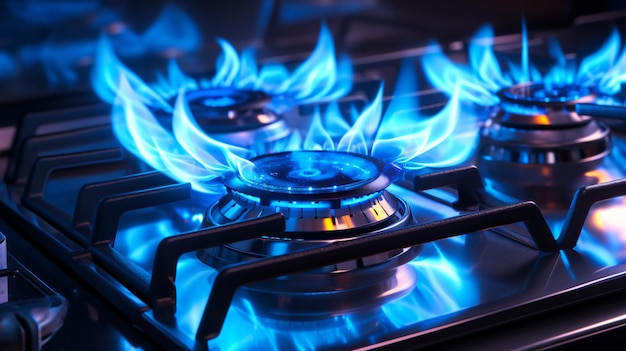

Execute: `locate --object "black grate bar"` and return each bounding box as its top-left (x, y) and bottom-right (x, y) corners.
top-left (149, 213), bottom-right (286, 319)
top-left (413, 165), bottom-right (484, 209)
top-left (72, 171), bottom-right (179, 234)
top-left (90, 183), bottom-right (192, 246)
top-left (23, 148), bottom-right (124, 201)
top-left (196, 201), bottom-right (556, 342)
top-left (558, 177), bottom-right (626, 249)
top-left (415, 166), bottom-right (626, 251)
top-left (22, 148), bottom-right (126, 243)
top-left (576, 103), bottom-right (626, 120)
top-left (6, 102), bottom-right (110, 182)
top-left (12, 125), bottom-right (116, 185)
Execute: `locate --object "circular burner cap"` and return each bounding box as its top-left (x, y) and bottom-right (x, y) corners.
top-left (496, 82), bottom-right (596, 129)
top-left (154, 87), bottom-right (292, 151)
top-left (186, 87), bottom-right (271, 111)
top-left (500, 82), bottom-right (593, 105)
top-left (230, 151), bottom-right (402, 203)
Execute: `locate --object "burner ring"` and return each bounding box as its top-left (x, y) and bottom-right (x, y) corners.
top-left (186, 87), bottom-right (271, 111)
top-left (229, 151), bottom-right (402, 203)
top-left (499, 82), bottom-right (594, 105)
top-left (495, 82), bottom-right (596, 129)
top-left (154, 87), bottom-right (291, 152)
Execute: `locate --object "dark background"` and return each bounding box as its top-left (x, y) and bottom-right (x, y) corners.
top-left (0, 0), bottom-right (624, 102)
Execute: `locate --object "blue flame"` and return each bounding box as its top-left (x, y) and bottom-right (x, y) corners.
top-left (107, 57), bottom-right (472, 193)
top-left (101, 4), bottom-right (201, 59)
top-left (94, 22), bottom-right (352, 112)
top-left (422, 23), bottom-right (626, 105)
top-left (169, 239), bottom-right (478, 349)
top-left (20, 4), bottom-right (200, 86)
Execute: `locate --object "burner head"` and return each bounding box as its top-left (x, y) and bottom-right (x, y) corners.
top-left (199, 151), bottom-right (418, 319)
top-left (478, 83), bottom-right (611, 208)
top-left (164, 87), bottom-right (290, 151)
top-left (232, 150), bottom-right (400, 200)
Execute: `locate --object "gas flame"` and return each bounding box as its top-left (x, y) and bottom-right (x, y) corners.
top-left (172, 240), bottom-right (478, 349)
top-left (109, 59), bottom-right (474, 194)
top-left (422, 23), bottom-right (626, 105)
top-left (93, 22), bottom-right (352, 112)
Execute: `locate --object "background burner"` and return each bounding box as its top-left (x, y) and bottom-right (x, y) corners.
top-left (500, 83), bottom-right (593, 104)
top-left (187, 87), bottom-right (271, 109)
top-left (162, 87), bottom-right (291, 152)
top-left (199, 150), bottom-right (418, 319)
top-left (478, 82), bottom-right (611, 208)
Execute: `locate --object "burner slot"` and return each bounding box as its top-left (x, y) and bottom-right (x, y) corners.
top-left (196, 201), bottom-right (557, 342)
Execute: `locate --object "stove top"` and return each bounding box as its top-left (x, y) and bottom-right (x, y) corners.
top-left (2, 2), bottom-right (626, 351)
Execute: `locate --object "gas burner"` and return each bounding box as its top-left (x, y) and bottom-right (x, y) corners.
top-left (500, 83), bottom-right (594, 105)
top-left (177, 87), bottom-right (290, 151)
top-left (478, 82), bottom-right (611, 208)
top-left (199, 150), bottom-right (418, 319)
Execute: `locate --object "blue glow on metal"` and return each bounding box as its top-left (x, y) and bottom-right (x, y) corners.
top-left (547, 216), bottom-right (618, 271)
top-left (114, 204), bottom-right (204, 271)
top-left (264, 191), bottom-right (382, 209)
top-left (181, 240), bottom-right (475, 349)
top-left (559, 251), bottom-right (577, 281)
top-left (422, 23), bottom-right (626, 105)
top-left (119, 338), bottom-right (144, 351)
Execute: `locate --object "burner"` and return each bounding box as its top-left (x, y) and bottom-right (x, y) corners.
top-left (156, 87), bottom-right (291, 152)
top-left (199, 151), bottom-right (418, 319)
top-left (478, 82), bottom-right (611, 208)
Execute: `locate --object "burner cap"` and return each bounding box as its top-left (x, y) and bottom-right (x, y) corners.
top-left (496, 82), bottom-right (596, 129)
top-left (155, 87), bottom-right (291, 151)
top-left (186, 87), bottom-right (271, 111)
top-left (499, 82), bottom-right (593, 104)
top-left (184, 88), bottom-right (281, 133)
top-left (230, 151), bottom-right (402, 204)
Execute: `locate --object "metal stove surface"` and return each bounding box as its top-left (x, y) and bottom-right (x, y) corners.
top-left (2, 5), bottom-right (626, 351)
top-left (3, 97), bottom-right (626, 351)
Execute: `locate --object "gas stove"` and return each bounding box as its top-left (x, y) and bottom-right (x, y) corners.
top-left (3, 2), bottom-right (626, 351)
